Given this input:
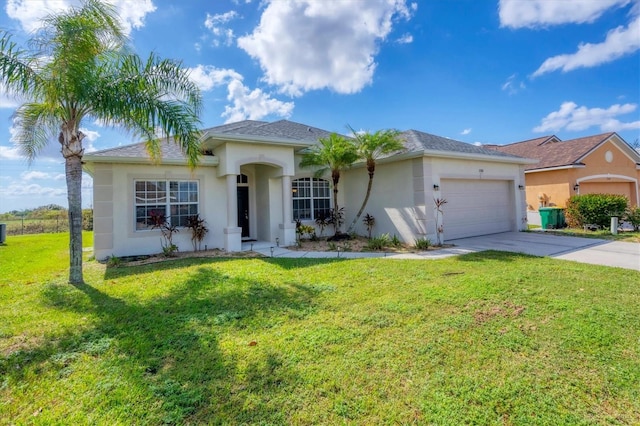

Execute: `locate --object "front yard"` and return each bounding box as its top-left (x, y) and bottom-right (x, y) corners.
top-left (1, 233), bottom-right (639, 424)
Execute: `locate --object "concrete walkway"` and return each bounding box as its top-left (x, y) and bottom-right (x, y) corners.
top-left (242, 231), bottom-right (640, 271)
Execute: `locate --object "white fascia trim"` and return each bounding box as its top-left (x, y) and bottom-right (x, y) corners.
top-left (421, 149), bottom-right (538, 164)
top-left (82, 156), bottom-right (219, 166)
top-left (525, 164), bottom-right (585, 173)
top-left (349, 149), bottom-right (537, 168)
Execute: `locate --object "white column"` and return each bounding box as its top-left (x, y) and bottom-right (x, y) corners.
top-left (224, 174), bottom-right (242, 252)
top-left (282, 175), bottom-right (292, 225)
top-left (279, 175), bottom-right (296, 246)
top-left (226, 174), bottom-right (237, 228)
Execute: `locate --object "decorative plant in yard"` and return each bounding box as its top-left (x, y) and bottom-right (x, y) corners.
top-left (150, 211), bottom-right (179, 256)
top-left (625, 206), bottom-right (640, 231)
top-left (434, 197), bottom-right (448, 246)
top-left (327, 207), bottom-right (346, 239)
top-left (186, 214), bottom-right (209, 251)
top-left (299, 133), bottom-right (358, 236)
top-left (565, 194), bottom-right (628, 229)
top-left (346, 127), bottom-right (404, 234)
top-left (315, 215), bottom-right (329, 237)
top-left (363, 213), bottom-right (376, 239)
top-left (295, 219), bottom-right (316, 246)
top-left (0, 0), bottom-right (202, 283)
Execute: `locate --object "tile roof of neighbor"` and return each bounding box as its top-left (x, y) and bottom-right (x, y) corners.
top-left (491, 132), bottom-right (617, 170)
top-left (399, 129), bottom-right (525, 160)
top-left (85, 120), bottom-right (528, 163)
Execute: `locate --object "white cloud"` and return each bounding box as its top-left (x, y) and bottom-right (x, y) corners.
top-left (396, 33), bottom-right (413, 44)
top-left (237, 0), bottom-right (416, 96)
top-left (498, 0), bottom-right (631, 28)
top-left (5, 0), bottom-right (156, 35)
top-left (187, 65), bottom-right (243, 91)
top-left (222, 79), bottom-right (294, 124)
top-left (501, 74), bottom-right (526, 95)
top-left (532, 16), bottom-right (640, 77)
top-left (0, 145), bottom-right (22, 160)
top-left (533, 101), bottom-right (640, 133)
top-left (461, 128), bottom-right (472, 135)
top-left (21, 170), bottom-right (50, 180)
top-left (204, 11), bottom-right (238, 47)
top-left (80, 128), bottom-right (100, 152)
top-left (0, 181), bottom-right (66, 197)
top-left (187, 65), bottom-right (294, 123)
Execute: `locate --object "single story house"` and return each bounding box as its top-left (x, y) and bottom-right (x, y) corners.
top-left (489, 133), bottom-right (640, 222)
top-left (83, 119), bottom-right (535, 260)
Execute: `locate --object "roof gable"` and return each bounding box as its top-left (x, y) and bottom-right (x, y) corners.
top-left (493, 132), bottom-right (637, 171)
top-left (400, 130), bottom-right (527, 161)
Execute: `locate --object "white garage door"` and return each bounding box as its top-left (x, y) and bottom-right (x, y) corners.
top-left (440, 179), bottom-right (514, 240)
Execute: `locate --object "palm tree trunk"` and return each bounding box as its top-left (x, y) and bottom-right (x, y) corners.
top-left (346, 174), bottom-right (374, 234)
top-left (65, 154), bottom-right (84, 284)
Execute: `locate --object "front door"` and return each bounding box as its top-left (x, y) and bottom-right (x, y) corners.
top-left (237, 186), bottom-right (250, 238)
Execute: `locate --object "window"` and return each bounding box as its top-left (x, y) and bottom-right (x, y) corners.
top-left (135, 180), bottom-right (199, 230)
top-left (292, 178), bottom-right (331, 220)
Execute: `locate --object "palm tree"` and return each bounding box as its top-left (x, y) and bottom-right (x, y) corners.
top-left (299, 133), bottom-right (358, 235)
top-left (346, 127), bottom-right (404, 234)
top-left (0, 0), bottom-right (202, 284)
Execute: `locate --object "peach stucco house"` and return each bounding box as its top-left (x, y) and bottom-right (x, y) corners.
top-left (491, 132), bottom-right (640, 222)
top-left (83, 120), bottom-right (534, 260)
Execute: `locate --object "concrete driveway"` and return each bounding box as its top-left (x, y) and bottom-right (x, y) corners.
top-left (448, 232), bottom-right (640, 271)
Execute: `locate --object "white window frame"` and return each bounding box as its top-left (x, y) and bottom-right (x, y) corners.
top-left (134, 180), bottom-right (199, 231)
top-left (292, 177), bottom-right (331, 221)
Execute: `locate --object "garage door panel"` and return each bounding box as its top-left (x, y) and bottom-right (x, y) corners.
top-left (441, 179), bottom-right (514, 240)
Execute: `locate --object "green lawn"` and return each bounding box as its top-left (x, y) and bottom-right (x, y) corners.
top-left (1, 233), bottom-right (639, 424)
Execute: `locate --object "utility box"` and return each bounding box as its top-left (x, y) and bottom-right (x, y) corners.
top-left (0, 223), bottom-right (5, 244)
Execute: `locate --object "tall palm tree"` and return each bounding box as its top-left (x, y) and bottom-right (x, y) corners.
top-left (299, 133), bottom-right (358, 234)
top-left (346, 127), bottom-right (404, 234)
top-left (0, 0), bottom-right (202, 284)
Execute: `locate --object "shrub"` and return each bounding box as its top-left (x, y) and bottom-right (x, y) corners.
top-left (624, 206), bottom-right (640, 231)
top-left (565, 194), bottom-right (628, 228)
top-left (414, 237), bottom-right (431, 250)
top-left (82, 209), bottom-right (93, 231)
top-left (186, 214), bottom-right (208, 251)
top-left (390, 234), bottom-right (402, 247)
top-left (367, 233), bottom-right (391, 250)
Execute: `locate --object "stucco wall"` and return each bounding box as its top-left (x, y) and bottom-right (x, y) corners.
top-left (342, 158), bottom-right (426, 243)
top-left (92, 163), bottom-right (225, 260)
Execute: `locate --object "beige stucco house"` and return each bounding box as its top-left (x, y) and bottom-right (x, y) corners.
top-left (83, 120), bottom-right (535, 260)
top-left (490, 133), bottom-right (640, 224)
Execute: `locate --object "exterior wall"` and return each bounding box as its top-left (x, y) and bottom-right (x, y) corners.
top-left (342, 158), bottom-right (425, 243)
top-left (524, 169), bottom-right (571, 210)
top-left (339, 155), bottom-right (527, 242)
top-left (92, 162), bottom-right (224, 260)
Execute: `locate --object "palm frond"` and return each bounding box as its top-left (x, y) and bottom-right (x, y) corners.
top-left (0, 31), bottom-right (42, 99)
top-left (12, 102), bottom-right (61, 163)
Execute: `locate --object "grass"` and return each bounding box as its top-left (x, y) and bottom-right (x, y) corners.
top-left (527, 225), bottom-right (640, 243)
top-left (1, 233), bottom-right (639, 424)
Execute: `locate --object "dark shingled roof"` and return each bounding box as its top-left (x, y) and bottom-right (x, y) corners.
top-left (87, 139), bottom-right (189, 161)
top-left (204, 119), bottom-right (339, 142)
top-left (492, 132), bottom-right (618, 170)
top-left (85, 121), bottom-right (532, 164)
top-left (400, 130), bottom-right (525, 160)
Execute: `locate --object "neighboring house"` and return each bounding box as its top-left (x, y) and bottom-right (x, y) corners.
top-left (490, 133), bottom-right (640, 220)
top-left (83, 120), bottom-right (535, 260)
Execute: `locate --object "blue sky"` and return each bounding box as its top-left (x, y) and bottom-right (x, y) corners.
top-left (1, 0), bottom-right (639, 212)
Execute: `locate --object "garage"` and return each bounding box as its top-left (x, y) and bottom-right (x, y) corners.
top-left (440, 179), bottom-right (515, 240)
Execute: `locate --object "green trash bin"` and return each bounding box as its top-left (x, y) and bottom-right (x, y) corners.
top-left (539, 207), bottom-right (558, 229)
top-left (557, 208), bottom-right (566, 228)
